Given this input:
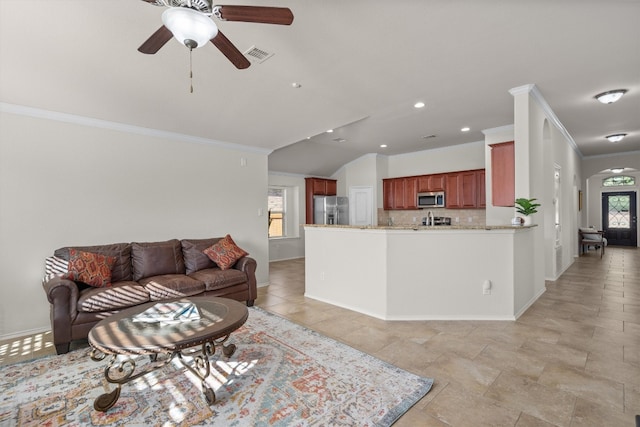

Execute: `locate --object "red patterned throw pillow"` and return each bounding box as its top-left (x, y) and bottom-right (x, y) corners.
top-left (203, 235), bottom-right (248, 270)
top-left (68, 249), bottom-right (116, 288)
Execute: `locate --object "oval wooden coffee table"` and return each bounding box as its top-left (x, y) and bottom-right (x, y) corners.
top-left (88, 296), bottom-right (248, 412)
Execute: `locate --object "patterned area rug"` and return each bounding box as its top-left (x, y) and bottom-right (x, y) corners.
top-left (0, 307), bottom-right (433, 426)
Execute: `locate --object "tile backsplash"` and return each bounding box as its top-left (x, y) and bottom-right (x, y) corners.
top-left (378, 208), bottom-right (486, 226)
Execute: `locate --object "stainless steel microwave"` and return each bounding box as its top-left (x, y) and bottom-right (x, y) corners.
top-left (417, 191), bottom-right (445, 208)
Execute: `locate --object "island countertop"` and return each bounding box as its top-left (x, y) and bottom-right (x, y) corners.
top-left (304, 224), bottom-right (536, 231)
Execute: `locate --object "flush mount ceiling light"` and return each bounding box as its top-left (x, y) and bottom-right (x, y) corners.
top-left (162, 7), bottom-right (218, 49)
top-left (610, 167), bottom-right (624, 173)
top-left (380, 144), bottom-right (388, 148)
top-left (461, 127), bottom-right (470, 132)
top-left (595, 89), bottom-right (627, 104)
top-left (414, 102), bottom-right (425, 109)
top-left (606, 133), bottom-right (627, 143)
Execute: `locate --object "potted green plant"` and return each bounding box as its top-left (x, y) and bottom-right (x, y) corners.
top-left (514, 198), bottom-right (541, 225)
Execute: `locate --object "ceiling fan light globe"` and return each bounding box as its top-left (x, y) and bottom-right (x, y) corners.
top-left (162, 7), bottom-right (218, 49)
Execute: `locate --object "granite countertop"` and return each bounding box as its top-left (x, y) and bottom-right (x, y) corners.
top-left (304, 224), bottom-right (536, 230)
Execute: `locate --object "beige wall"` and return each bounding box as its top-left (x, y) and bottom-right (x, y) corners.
top-left (0, 108), bottom-right (270, 338)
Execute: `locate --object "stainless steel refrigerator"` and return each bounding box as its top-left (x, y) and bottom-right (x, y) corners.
top-left (313, 196), bottom-right (349, 225)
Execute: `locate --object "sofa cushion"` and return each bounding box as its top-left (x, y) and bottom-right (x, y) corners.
top-left (44, 256), bottom-right (70, 282)
top-left (189, 268), bottom-right (247, 292)
top-left (139, 274), bottom-right (205, 300)
top-left (131, 239), bottom-right (185, 281)
top-left (181, 237), bottom-right (221, 275)
top-left (203, 234), bottom-right (248, 270)
top-left (54, 243), bottom-right (132, 283)
top-left (77, 281), bottom-right (150, 312)
top-left (67, 249), bottom-right (116, 288)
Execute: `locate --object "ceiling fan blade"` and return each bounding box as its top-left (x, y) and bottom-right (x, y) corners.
top-left (213, 5), bottom-right (294, 25)
top-left (211, 31), bottom-right (251, 69)
top-left (138, 25), bottom-right (173, 54)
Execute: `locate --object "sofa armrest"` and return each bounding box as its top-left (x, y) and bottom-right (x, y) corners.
top-left (234, 256), bottom-right (257, 302)
top-left (42, 277), bottom-right (80, 339)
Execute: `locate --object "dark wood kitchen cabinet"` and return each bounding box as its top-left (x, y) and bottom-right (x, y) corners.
top-left (383, 177), bottom-right (418, 210)
top-left (490, 141), bottom-right (515, 207)
top-left (445, 169), bottom-right (483, 208)
top-left (417, 174), bottom-right (446, 192)
top-left (477, 169), bottom-right (486, 208)
top-left (305, 177), bottom-right (337, 223)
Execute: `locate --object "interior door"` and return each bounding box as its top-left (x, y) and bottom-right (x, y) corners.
top-left (601, 191), bottom-right (637, 246)
top-left (349, 186), bottom-right (373, 226)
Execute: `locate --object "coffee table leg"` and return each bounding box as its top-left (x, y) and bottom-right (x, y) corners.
top-left (94, 386), bottom-right (121, 412)
top-left (90, 350), bottom-right (174, 412)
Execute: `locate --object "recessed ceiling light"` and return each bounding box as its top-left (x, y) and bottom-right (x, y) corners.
top-left (595, 89), bottom-right (627, 104)
top-left (326, 129), bottom-right (333, 133)
top-left (461, 127), bottom-right (470, 132)
top-left (380, 144), bottom-right (387, 148)
top-left (291, 82), bottom-right (302, 89)
top-left (610, 167), bottom-right (624, 173)
top-left (606, 133), bottom-right (627, 143)
top-left (414, 102), bottom-right (425, 109)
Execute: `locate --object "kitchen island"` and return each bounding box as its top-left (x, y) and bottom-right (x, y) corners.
top-left (304, 224), bottom-right (542, 321)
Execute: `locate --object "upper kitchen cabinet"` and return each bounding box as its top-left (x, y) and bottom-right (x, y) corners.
top-left (305, 177), bottom-right (337, 223)
top-left (490, 141), bottom-right (515, 207)
top-left (445, 169), bottom-right (483, 208)
top-left (477, 169), bottom-right (486, 208)
top-left (417, 174), bottom-right (446, 192)
top-left (383, 177), bottom-right (418, 210)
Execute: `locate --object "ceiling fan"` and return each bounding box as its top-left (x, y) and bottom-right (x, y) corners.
top-left (138, 0), bottom-right (294, 69)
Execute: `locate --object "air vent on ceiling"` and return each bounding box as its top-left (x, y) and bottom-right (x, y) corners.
top-left (422, 134), bottom-right (437, 139)
top-left (332, 138), bottom-right (347, 143)
top-left (244, 46), bottom-right (275, 63)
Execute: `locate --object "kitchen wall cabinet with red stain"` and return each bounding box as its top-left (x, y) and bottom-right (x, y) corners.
top-left (445, 169), bottom-right (484, 209)
top-left (490, 141), bottom-right (515, 207)
top-left (383, 177), bottom-right (418, 210)
top-left (477, 169), bottom-right (486, 208)
top-left (305, 177), bottom-right (337, 224)
top-left (417, 174), bottom-right (446, 192)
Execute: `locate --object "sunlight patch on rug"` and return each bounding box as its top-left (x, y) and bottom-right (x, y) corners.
top-left (0, 307), bottom-right (433, 426)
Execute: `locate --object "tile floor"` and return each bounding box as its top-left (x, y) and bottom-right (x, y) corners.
top-left (2, 246), bottom-right (639, 426)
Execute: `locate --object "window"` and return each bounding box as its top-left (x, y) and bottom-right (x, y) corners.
top-left (603, 175), bottom-right (635, 187)
top-left (267, 184), bottom-right (300, 239)
top-left (268, 187), bottom-right (285, 238)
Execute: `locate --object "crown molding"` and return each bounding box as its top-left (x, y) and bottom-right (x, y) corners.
top-left (508, 84), bottom-right (582, 158)
top-left (0, 102), bottom-right (272, 155)
top-left (482, 124), bottom-right (514, 136)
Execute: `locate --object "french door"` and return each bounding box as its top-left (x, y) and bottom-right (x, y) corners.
top-left (601, 191), bottom-right (637, 247)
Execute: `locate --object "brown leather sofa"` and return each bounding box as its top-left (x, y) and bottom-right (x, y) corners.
top-left (42, 237), bottom-right (257, 354)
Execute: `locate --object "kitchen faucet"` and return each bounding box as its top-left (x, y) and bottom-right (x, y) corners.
top-left (427, 210), bottom-right (434, 226)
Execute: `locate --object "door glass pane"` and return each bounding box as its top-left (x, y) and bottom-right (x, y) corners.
top-left (607, 195), bottom-right (630, 229)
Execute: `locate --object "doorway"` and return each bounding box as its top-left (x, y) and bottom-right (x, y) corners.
top-left (601, 191), bottom-right (637, 246)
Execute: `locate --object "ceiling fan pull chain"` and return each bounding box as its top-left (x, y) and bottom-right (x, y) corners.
top-left (189, 46), bottom-right (194, 93)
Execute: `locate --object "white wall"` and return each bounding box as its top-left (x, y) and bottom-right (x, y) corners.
top-left (305, 226), bottom-right (539, 320)
top-left (0, 108), bottom-right (270, 338)
top-left (268, 172), bottom-right (306, 261)
top-left (510, 85), bottom-right (582, 282)
top-left (386, 141), bottom-right (485, 178)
